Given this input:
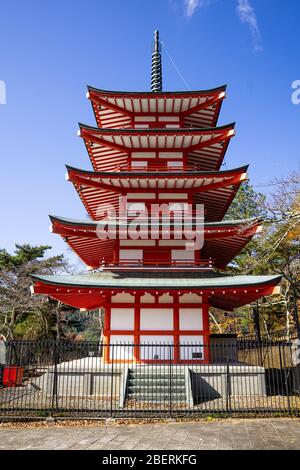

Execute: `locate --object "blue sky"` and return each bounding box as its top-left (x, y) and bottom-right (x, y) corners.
top-left (0, 0), bottom-right (299, 267)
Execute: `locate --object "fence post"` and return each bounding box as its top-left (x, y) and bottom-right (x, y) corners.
top-left (169, 343), bottom-right (172, 418)
top-left (225, 355), bottom-right (231, 413)
top-left (279, 342), bottom-right (292, 416)
top-left (110, 343), bottom-right (114, 418)
top-left (51, 340), bottom-right (59, 417)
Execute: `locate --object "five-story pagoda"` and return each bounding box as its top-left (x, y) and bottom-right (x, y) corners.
top-left (31, 32), bottom-right (281, 364)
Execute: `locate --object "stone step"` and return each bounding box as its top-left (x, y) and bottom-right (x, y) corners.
top-left (127, 377), bottom-right (185, 385)
top-left (126, 369), bottom-right (187, 404)
top-left (127, 392), bottom-right (186, 400)
top-left (127, 385), bottom-right (185, 393)
top-left (129, 374), bottom-right (185, 380)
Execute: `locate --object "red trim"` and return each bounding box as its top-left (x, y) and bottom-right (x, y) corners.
top-left (67, 167), bottom-right (246, 195)
top-left (173, 294), bottom-right (180, 363)
top-left (134, 293), bottom-right (141, 361)
top-left (104, 303), bottom-right (111, 363)
top-left (202, 302), bottom-right (210, 363)
top-left (89, 90), bottom-right (226, 132)
top-left (102, 295), bottom-right (210, 363)
top-left (104, 329), bottom-right (209, 336)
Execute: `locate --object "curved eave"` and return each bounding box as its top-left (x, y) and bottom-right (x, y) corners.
top-left (65, 165), bottom-right (247, 222)
top-left (31, 273), bottom-right (281, 290)
top-left (78, 122), bottom-right (235, 135)
top-left (49, 215), bottom-right (262, 270)
top-left (49, 214), bottom-right (260, 229)
top-left (78, 123), bottom-right (235, 173)
top-left (31, 273), bottom-right (281, 311)
top-left (87, 84), bottom-right (227, 97)
top-left (65, 164), bottom-right (248, 179)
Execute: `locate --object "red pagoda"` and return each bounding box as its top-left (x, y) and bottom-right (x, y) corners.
top-left (32, 31), bottom-right (281, 364)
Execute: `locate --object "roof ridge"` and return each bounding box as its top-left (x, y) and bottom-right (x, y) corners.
top-left (78, 122), bottom-right (236, 133)
top-left (87, 84), bottom-right (227, 95)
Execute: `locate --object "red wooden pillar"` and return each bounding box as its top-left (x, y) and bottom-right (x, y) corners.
top-left (173, 293), bottom-right (180, 363)
top-left (134, 292), bottom-right (141, 362)
top-left (202, 297), bottom-right (210, 364)
top-left (103, 298), bottom-right (111, 363)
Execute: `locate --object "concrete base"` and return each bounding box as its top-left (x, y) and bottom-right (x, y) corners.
top-left (188, 364), bottom-right (266, 406)
top-left (36, 357), bottom-right (129, 407)
top-left (36, 358), bottom-right (266, 407)
top-left (131, 364), bottom-right (266, 406)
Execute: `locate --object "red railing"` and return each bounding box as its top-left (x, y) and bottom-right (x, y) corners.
top-left (113, 210), bottom-right (205, 220)
top-left (113, 165), bottom-right (202, 172)
top-left (100, 258), bottom-right (214, 270)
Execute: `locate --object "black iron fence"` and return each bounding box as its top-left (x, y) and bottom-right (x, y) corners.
top-left (0, 338), bottom-right (300, 418)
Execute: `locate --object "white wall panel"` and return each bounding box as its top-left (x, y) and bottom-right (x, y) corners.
top-left (111, 293), bottom-right (134, 303)
top-left (159, 240), bottom-right (187, 246)
top-left (120, 240), bottom-right (156, 246)
top-left (179, 308), bottom-right (203, 330)
top-left (180, 335), bottom-right (204, 361)
top-left (140, 308), bottom-right (173, 330)
top-left (131, 151), bottom-right (156, 158)
top-left (159, 193), bottom-right (188, 199)
top-left (110, 308), bottom-right (134, 330)
top-left (140, 335), bottom-right (174, 360)
top-left (127, 193), bottom-right (156, 199)
top-left (172, 250), bottom-right (195, 261)
top-left (159, 151), bottom-right (182, 158)
top-left (119, 250), bottom-right (143, 261)
top-left (134, 116), bottom-right (156, 122)
top-left (141, 293), bottom-right (155, 303)
top-left (179, 294), bottom-right (202, 303)
top-left (158, 116), bottom-right (180, 122)
top-left (109, 335), bottom-right (134, 360)
top-left (158, 294), bottom-right (174, 304)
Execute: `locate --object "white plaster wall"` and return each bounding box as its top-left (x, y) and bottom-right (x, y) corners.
top-left (131, 161), bottom-right (148, 168)
top-left (131, 151), bottom-right (156, 158)
top-left (140, 293), bottom-right (155, 303)
top-left (159, 193), bottom-right (188, 199)
top-left (110, 308), bottom-right (134, 330)
top-left (140, 335), bottom-right (174, 360)
top-left (127, 193), bottom-right (156, 199)
top-left (180, 335), bottom-right (204, 361)
top-left (158, 293), bottom-right (174, 303)
top-left (111, 293), bottom-right (134, 303)
top-left (159, 151), bottom-right (182, 158)
top-left (158, 116), bottom-right (180, 122)
top-left (140, 308), bottom-right (173, 330)
top-left (167, 161), bottom-right (183, 168)
top-left (127, 202), bottom-right (146, 212)
top-left (169, 202), bottom-right (189, 211)
top-left (134, 117), bottom-right (156, 122)
top-left (172, 250), bottom-right (195, 261)
top-left (179, 294), bottom-right (202, 303)
top-left (159, 240), bottom-right (187, 246)
top-left (109, 334), bottom-right (134, 360)
top-left (119, 249), bottom-right (143, 261)
top-left (179, 308), bottom-right (203, 330)
top-left (120, 240), bottom-right (155, 246)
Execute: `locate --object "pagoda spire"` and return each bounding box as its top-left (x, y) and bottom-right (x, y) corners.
top-left (151, 30), bottom-right (162, 92)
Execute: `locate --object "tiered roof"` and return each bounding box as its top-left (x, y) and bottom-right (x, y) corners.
top-left (50, 215), bottom-right (261, 270)
top-left (79, 123), bottom-right (235, 172)
top-left (31, 32), bottom-right (281, 311)
top-left (66, 164), bottom-right (247, 221)
top-left (32, 272), bottom-right (281, 311)
top-left (87, 85), bottom-right (226, 129)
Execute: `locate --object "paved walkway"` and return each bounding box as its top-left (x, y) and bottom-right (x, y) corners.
top-left (0, 418), bottom-right (300, 450)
